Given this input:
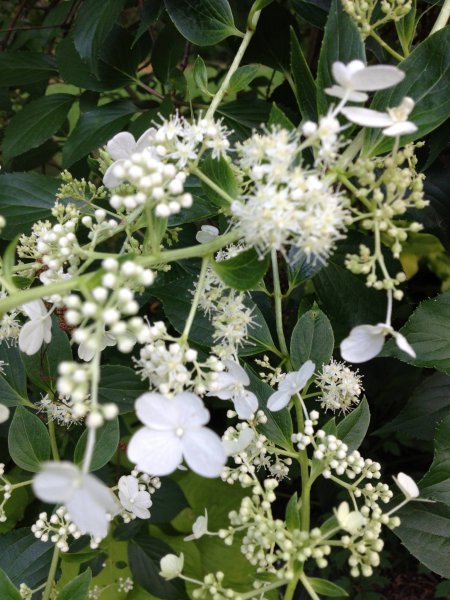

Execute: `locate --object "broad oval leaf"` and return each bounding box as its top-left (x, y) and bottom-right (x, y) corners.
top-left (151, 23), bottom-right (186, 85)
top-left (8, 407), bottom-right (51, 473)
top-left (290, 308), bottom-right (334, 370)
top-left (193, 55), bottom-right (211, 97)
top-left (98, 365), bottom-right (147, 414)
top-left (419, 414), bottom-right (450, 504)
top-left (164, 0), bottom-right (242, 46)
top-left (336, 397), bottom-right (370, 451)
top-left (308, 577), bottom-right (349, 597)
top-left (0, 529), bottom-right (53, 589)
top-left (0, 345), bottom-right (28, 407)
top-left (74, 418), bottom-right (120, 471)
top-left (0, 568), bottom-right (21, 600)
top-left (212, 248), bottom-right (270, 291)
top-left (198, 154), bottom-right (238, 208)
top-left (0, 51), bottom-right (56, 86)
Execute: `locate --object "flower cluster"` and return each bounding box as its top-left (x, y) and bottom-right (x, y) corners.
top-left (316, 360), bottom-right (363, 413)
top-left (31, 507), bottom-right (81, 552)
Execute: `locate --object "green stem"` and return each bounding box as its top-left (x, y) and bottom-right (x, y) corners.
top-left (10, 479), bottom-right (33, 490)
top-left (369, 30), bottom-right (404, 61)
top-left (271, 249), bottom-right (289, 357)
top-left (294, 395), bottom-right (311, 531)
top-left (299, 572), bottom-right (321, 600)
top-left (430, 0), bottom-right (450, 33)
top-left (42, 546), bottom-right (60, 600)
top-left (180, 258), bottom-right (209, 342)
top-left (205, 11), bottom-right (261, 119)
top-left (191, 167), bottom-right (235, 204)
top-left (47, 412), bottom-right (60, 462)
top-left (82, 341), bottom-right (102, 474)
top-left (284, 576), bottom-right (300, 600)
top-left (239, 579), bottom-right (288, 599)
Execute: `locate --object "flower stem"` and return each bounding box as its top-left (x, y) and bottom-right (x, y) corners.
top-left (205, 11), bottom-right (261, 119)
top-left (284, 576), bottom-right (300, 600)
top-left (294, 395), bottom-right (311, 531)
top-left (271, 249), bottom-right (289, 357)
top-left (191, 167), bottom-right (235, 204)
top-left (180, 257), bottom-right (209, 343)
top-left (82, 344), bottom-right (102, 474)
top-left (47, 411), bottom-right (60, 462)
top-left (42, 546), bottom-right (59, 600)
top-left (369, 30), bottom-right (404, 61)
top-left (299, 572), bottom-right (321, 600)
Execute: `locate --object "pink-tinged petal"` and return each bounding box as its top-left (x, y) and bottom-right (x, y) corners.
top-left (182, 428), bottom-right (226, 478)
top-left (135, 393), bottom-right (178, 429)
top-left (341, 107), bottom-right (393, 128)
top-left (382, 122), bottom-right (418, 137)
top-left (19, 320), bottom-right (45, 355)
top-left (21, 300), bottom-right (46, 320)
top-left (32, 461), bottom-right (79, 503)
top-left (222, 359), bottom-right (250, 385)
top-left (340, 325), bottom-right (386, 363)
top-left (267, 390), bottom-right (291, 412)
top-left (127, 428), bottom-right (183, 476)
top-left (350, 65), bottom-right (404, 91)
top-left (107, 132), bottom-right (136, 160)
top-left (392, 331), bottom-right (416, 358)
top-left (173, 392), bottom-right (210, 428)
top-left (103, 159), bottom-right (126, 188)
top-left (234, 391), bottom-right (258, 420)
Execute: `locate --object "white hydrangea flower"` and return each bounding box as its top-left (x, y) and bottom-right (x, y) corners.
top-left (19, 300), bottom-right (52, 356)
top-left (78, 329), bottom-right (116, 362)
top-left (208, 359), bottom-right (258, 419)
top-left (267, 360), bottom-right (315, 411)
top-left (222, 427), bottom-right (255, 456)
top-left (341, 97), bottom-right (417, 137)
top-left (159, 553), bottom-right (184, 580)
top-left (127, 392), bottom-right (226, 478)
top-left (0, 404), bottom-right (9, 423)
top-left (196, 225), bottom-right (219, 244)
top-left (334, 501), bottom-right (366, 534)
top-left (103, 128), bottom-right (155, 188)
top-left (118, 475), bottom-right (152, 519)
top-left (393, 472), bottom-right (420, 499)
top-left (184, 509), bottom-right (208, 541)
top-left (340, 323), bottom-right (415, 363)
top-left (325, 60), bottom-right (405, 102)
top-left (32, 462), bottom-right (119, 539)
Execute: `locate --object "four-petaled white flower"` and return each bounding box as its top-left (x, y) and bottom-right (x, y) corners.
top-left (196, 225), bottom-right (219, 244)
top-left (103, 128), bottom-right (155, 188)
top-left (159, 553), bottom-right (184, 580)
top-left (184, 509), bottom-right (209, 541)
top-left (393, 472), bottom-right (420, 500)
top-left (325, 60), bottom-right (405, 102)
top-left (334, 501), bottom-right (366, 534)
top-left (0, 403), bottom-right (9, 423)
top-left (208, 359), bottom-right (258, 419)
top-left (127, 392), bottom-right (226, 478)
top-left (32, 461), bottom-right (119, 539)
top-left (267, 360), bottom-right (315, 411)
top-left (78, 330), bottom-right (116, 362)
top-left (223, 427), bottom-right (255, 456)
top-left (19, 300), bottom-right (52, 356)
top-left (340, 323), bottom-right (415, 364)
top-left (341, 97), bottom-right (417, 137)
top-left (118, 475), bottom-right (152, 519)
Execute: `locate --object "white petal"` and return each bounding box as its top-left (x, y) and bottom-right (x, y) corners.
top-left (118, 475), bottom-right (139, 498)
top-left (222, 359), bottom-right (249, 385)
top-left (350, 65), bottom-right (405, 91)
top-left (77, 341), bottom-right (95, 362)
top-left (382, 121), bottom-right (418, 137)
top-left (392, 331), bottom-right (416, 358)
top-left (136, 127), bottom-right (156, 151)
top-left (341, 107), bottom-right (393, 128)
top-left (0, 404), bottom-right (9, 423)
top-left (32, 461), bottom-right (79, 504)
top-left (182, 428), bottom-right (226, 478)
top-left (127, 428), bottom-right (183, 476)
top-left (394, 472), bottom-right (420, 499)
top-left (223, 428), bottom-right (255, 456)
top-left (130, 500), bottom-right (151, 520)
top-left (325, 85), bottom-right (368, 101)
top-left (135, 393), bottom-right (179, 430)
top-left (174, 392), bottom-right (210, 429)
top-left (234, 391), bottom-right (258, 420)
top-left (19, 320), bottom-right (45, 355)
top-left (107, 132), bottom-right (136, 160)
top-left (103, 159), bottom-right (126, 188)
top-left (42, 316), bottom-right (52, 344)
top-left (196, 226), bottom-right (219, 244)
top-left (81, 472), bottom-right (120, 516)
top-left (267, 390), bottom-right (291, 412)
top-left (340, 325), bottom-right (386, 363)
top-left (21, 300), bottom-right (46, 320)
top-left (293, 360), bottom-right (316, 389)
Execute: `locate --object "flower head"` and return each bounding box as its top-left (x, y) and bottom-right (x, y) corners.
top-left (196, 225), bottom-right (219, 244)
top-left (335, 501), bottom-right (366, 534)
top-left (184, 509), bottom-right (208, 541)
top-left (127, 392), bottom-right (226, 478)
top-left (341, 97), bottom-right (417, 137)
top-left (208, 359), bottom-right (258, 419)
top-left (19, 300), bottom-right (52, 356)
top-left (340, 323), bottom-right (415, 363)
top-left (267, 360), bottom-right (315, 411)
top-left (159, 553), bottom-right (184, 580)
top-left (118, 475), bottom-right (152, 519)
top-left (103, 128), bottom-right (155, 188)
top-left (393, 472), bottom-right (420, 499)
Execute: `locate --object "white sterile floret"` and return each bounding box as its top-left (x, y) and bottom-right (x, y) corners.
top-left (159, 553), bottom-right (184, 580)
top-left (222, 427), bottom-right (255, 456)
top-left (340, 323), bottom-right (415, 363)
top-left (325, 60), bottom-right (405, 102)
top-left (32, 461), bottom-right (119, 539)
top-left (335, 501), bottom-right (366, 534)
top-left (0, 404), bottom-right (9, 423)
top-left (18, 300), bottom-right (52, 356)
top-left (184, 509), bottom-right (209, 541)
top-left (78, 329), bottom-right (115, 362)
top-left (393, 472), bottom-right (420, 499)
top-left (341, 97), bottom-right (417, 137)
top-left (118, 475), bottom-right (152, 519)
top-left (268, 361), bottom-right (315, 411)
top-left (208, 359), bottom-right (258, 419)
top-left (127, 392), bottom-right (226, 478)
top-left (103, 128), bottom-right (155, 188)
top-left (196, 225), bottom-right (219, 244)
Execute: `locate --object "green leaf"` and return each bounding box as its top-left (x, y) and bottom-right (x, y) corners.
top-left (363, 28), bottom-right (450, 156)
top-left (0, 51), bottom-right (56, 86)
top-left (0, 568), bottom-right (21, 600)
top-left (285, 493), bottom-right (301, 531)
top-left (377, 372), bottom-right (450, 441)
top-left (72, 0), bottom-right (126, 76)
top-left (8, 407), bottom-right (51, 473)
top-left (129, 536), bottom-right (188, 599)
top-left (290, 28), bottom-right (317, 121)
top-left (3, 94), bottom-right (74, 161)
top-left (212, 248), bottom-right (269, 291)
top-left (316, 0), bottom-right (365, 114)
top-left (395, 0), bottom-right (416, 56)
top-left (290, 308), bottom-right (334, 370)
top-left (150, 478), bottom-right (189, 524)
top-left (151, 23), bottom-right (186, 85)
top-left (198, 154), bottom-right (238, 207)
top-left (63, 101), bottom-right (135, 167)
top-left (395, 502), bottom-right (450, 578)
top-left (308, 577), bottom-right (349, 597)
top-left (58, 569), bottom-right (92, 600)
top-left (268, 103), bottom-right (295, 130)
top-left (217, 99), bottom-right (271, 140)
top-left (287, 249), bottom-right (323, 288)
top-left (0, 529), bottom-right (53, 589)
top-left (0, 173), bottom-right (59, 240)
top-left (228, 65), bottom-right (260, 95)
top-left (164, 0), bottom-right (242, 46)
top-left (336, 398), bottom-right (370, 451)
top-left (98, 365), bottom-right (147, 414)
top-left (193, 55), bottom-right (211, 97)
top-left (0, 345), bottom-right (28, 407)
top-left (74, 418), bottom-right (120, 471)
top-left (382, 291), bottom-right (450, 374)
top-left (419, 414), bottom-right (450, 504)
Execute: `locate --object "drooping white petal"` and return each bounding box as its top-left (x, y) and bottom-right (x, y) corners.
top-left (340, 324), bottom-right (386, 363)
top-left (223, 428), bottom-right (255, 456)
top-left (107, 132), bottom-right (136, 160)
top-left (222, 359), bottom-right (250, 386)
top-left (196, 225), bottom-right (219, 244)
top-left (292, 360), bottom-right (316, 390)
top-left (135, 127), bottom-right (156, 151)
top-left (392, 331), bottom-right (416, 358)
top-left (42, 316), bottom-right (52, 344)
top-left (182, 428), bottom-right (226, 478)
top-left (128, 428), bottom-right (183, 476)
top-left (350, 65), bottom-right (405, 91)
top-left (382, 121), bottom-right (418, 137)
top-left (324, 85), bottom-right (368, 102)
top-left (160, 554), bottom-right (184, 580)
top-left (19, 320), bottom-right (46, 355)
top-left (393, 472), bottom-right (420, 499)
top-left (103, 158), bottom-right (127, 188)
top-left (66, 489), bottom-right (110, 539)
top-left (174, 392), bottom-right (210, 428)
top-left (81, 472), bottom-right (120, 517)
top-left (341, 107), bottom-right (393, 128)
top-left (32, 461), bottom-right (79, 503)
top-left (21, 300), bottom-right (46, 320)
top-left (267, 390), bottom-right (291, 412)
top-left (184, 510), bottom-right (208, 541)
top-left (135, 393), bottom-right (180, 430)
top-left (233, 390), bottom-right (258, 420)
top-left (0, 404), bottom-right (9, 423)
